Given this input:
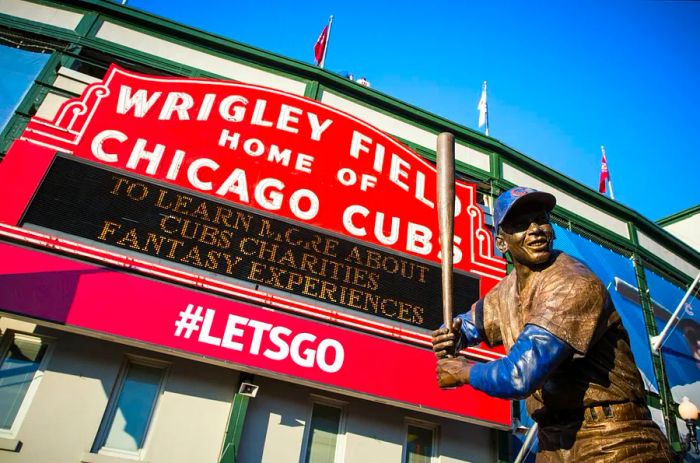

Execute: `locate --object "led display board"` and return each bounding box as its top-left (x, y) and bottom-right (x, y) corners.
top-left (23, 156), bottom-right (479, 330)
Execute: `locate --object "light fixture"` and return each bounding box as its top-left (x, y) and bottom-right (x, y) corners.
top-left (238, 382), bottom-right (259, 398)
top-left (679, 396), bottom-right (699, 454)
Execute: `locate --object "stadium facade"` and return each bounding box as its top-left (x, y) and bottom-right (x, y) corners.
top-left (0, 1), bottom-right (698, 462)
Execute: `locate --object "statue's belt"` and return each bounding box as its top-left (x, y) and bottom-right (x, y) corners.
top-left (534, 400), bottom-right (650, 427)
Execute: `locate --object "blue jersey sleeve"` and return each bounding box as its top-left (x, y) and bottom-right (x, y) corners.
top-left (454, 312), bottom-right (482, 349)
top-left (468, 324), bottom-right (572, 399)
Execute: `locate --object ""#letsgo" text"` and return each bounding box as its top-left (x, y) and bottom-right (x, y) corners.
top-left (174, 304), bottom-right (344, 373)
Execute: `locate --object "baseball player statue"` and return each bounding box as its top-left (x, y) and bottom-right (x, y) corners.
top-left (432, 186), bottom-right (677, 462)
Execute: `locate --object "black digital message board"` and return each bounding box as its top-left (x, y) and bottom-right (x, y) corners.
top-left (22, 157), bottom-right (480, 330)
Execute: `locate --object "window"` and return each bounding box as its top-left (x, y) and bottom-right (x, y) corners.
top-left (302, 398), bottom-right (346, 463)
top-left (0, 332), bottom-right (50, 436)
top-left (0, 40), bottom-right (51, 131)
top-left (403, 420), bottom-right (437, 463)
top-left (92, 357), bottom-right (167, 459)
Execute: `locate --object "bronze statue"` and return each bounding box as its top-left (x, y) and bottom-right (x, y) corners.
top-left (432, 186), bottom-right (678, 462)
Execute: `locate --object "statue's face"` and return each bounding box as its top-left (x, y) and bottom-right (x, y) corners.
top-left (496, 203), bottom-right (554, 268)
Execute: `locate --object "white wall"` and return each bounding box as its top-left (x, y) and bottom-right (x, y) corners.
top-left (0, 324), bottom-right (237, 463)
top-left (663, 214), bottom-right (700, 253)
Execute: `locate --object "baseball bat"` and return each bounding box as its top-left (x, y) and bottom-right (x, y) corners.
top-left (436, 132), bottom-right (455, 332)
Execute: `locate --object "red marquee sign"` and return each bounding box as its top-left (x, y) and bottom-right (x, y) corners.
top-left (17, 65), bottom-right (505, 280)
top-left (0, 66), bottom-right (510, 426)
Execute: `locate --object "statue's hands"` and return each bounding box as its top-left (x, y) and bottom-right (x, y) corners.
top-left (431, 317), bottom-right (463, 359)
top-left (433, 317), bottom-right (473, 388)
top-left (436, 356), bottom-right (471, 389)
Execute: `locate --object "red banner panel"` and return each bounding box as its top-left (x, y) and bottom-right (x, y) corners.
top-left (0, 241), bottom-right (510, 427)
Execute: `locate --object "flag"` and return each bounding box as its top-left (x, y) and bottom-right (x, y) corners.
top-left (356, 76), bottom-right (371, 88)
top-left (598, 147), bottom-right (610, 194)
top-left (477, 81), bottom-right (488, 135)
top-left (314, 24), bottom-right (329, 67)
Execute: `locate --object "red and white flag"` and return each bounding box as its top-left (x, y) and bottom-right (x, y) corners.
top-left (314, 22), bottom-right (331, 67)
top-left (598, 146), bottom-right (614, 199)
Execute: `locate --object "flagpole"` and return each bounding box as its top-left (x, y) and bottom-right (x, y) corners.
top-left (484, 81), bottom-right (490, 136)
top-left (320, 15), bottom-right (333, 69)
top-left (651, 270), bottom-right (700, 353)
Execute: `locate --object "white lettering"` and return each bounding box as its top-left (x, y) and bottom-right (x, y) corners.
top-left (197, 93), bottom-right (216, 121)
top-left (268, 145), bottom-right (292, 166)
top-left (251, 99), bottom-right (273, 127)
top-left (407, 222), bottom-right (432, 255)
top-left (316, 339), bottom-right (344, 373)
top-left (198, 308), bottom-right (222, 346)
top-left (360, 174), bottom-right (377, 191)
top-left (337, 168), bottom-right (357, 186)
top-left (159, 92), bottom-right (194, 120)
top-left (188, 158), bottom-right (219, 191)
top-left (294, 153), bottom-right (314, 173)
top-left (290, 332), bottom-right (317, 368)
top-left (438, 235), bottom-right (463, 265)
top-left (277, 104), bottom-right (302, 134)
top-left (389, 153), bottom-right (410, 192)
top-left (216, 168), bottom-right (249, 201)
top-left (256, 178), bottom-right (284, 211)
top-left (117, 85), bottom-right (161, 117)
top-left (91, 129), bottom-right (126, 163)
top-left (289, 189), bottom-right (319, 221)
top-left (343, 205), bottom-right (369, 237)
top-left (178, 306), bottom-right (345, 373)
top-left (126, 138), bottom-right (164, 175)
top-left (264, 326), bottom-right (292, 360)
top-left (221, 314), bottom-right (248, 351)
top-left (375, 212), bottom-right (400, 245)
top-left (247, 319), bottom-right (272, 355)
top-left (415, 171), bottom-right (434, 208)
top-left (165, 149), bottom-right (186, 181)
top-left (218, 128), bottom-right (241, 149)
top-left (307, 113), bottom-right (333, 141)
top-left (243, 138), bottom-right (265, 157)
top-left (115, 89), bottom-right (332, 143)
top-left (219, 95), bottom-right (247, 122)
top-left (350, 130), bottom-right (372, 159)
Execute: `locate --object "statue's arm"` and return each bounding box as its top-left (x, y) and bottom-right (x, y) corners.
top-left (468, 324), bottom-right (572, 399)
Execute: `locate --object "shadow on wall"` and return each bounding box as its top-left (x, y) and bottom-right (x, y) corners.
top-left (0, 268), bottom-right (108, 323)
top-left (27, 325), bottom-right (237, 456)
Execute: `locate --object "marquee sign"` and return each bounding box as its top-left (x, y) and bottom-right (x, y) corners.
top-left (0, 65), bottom-right (510, 426)
top-left (19, 65), bottom-right (505, 281)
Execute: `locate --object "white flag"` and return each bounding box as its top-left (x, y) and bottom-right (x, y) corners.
top-left (477, 81), bottom-right (488, 131)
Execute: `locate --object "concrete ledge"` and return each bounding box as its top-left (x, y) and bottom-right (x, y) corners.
top-left (81, 452), bottom-right (148, 463)
top-left (0, 437), bottom-right (21, 452)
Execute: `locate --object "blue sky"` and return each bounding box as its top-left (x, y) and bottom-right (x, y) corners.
top-left (125, 0), bottom-right (699, 221)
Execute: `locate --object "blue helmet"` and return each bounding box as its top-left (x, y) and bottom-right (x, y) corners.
top-left (494, 186), bottom-right (556, 230)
